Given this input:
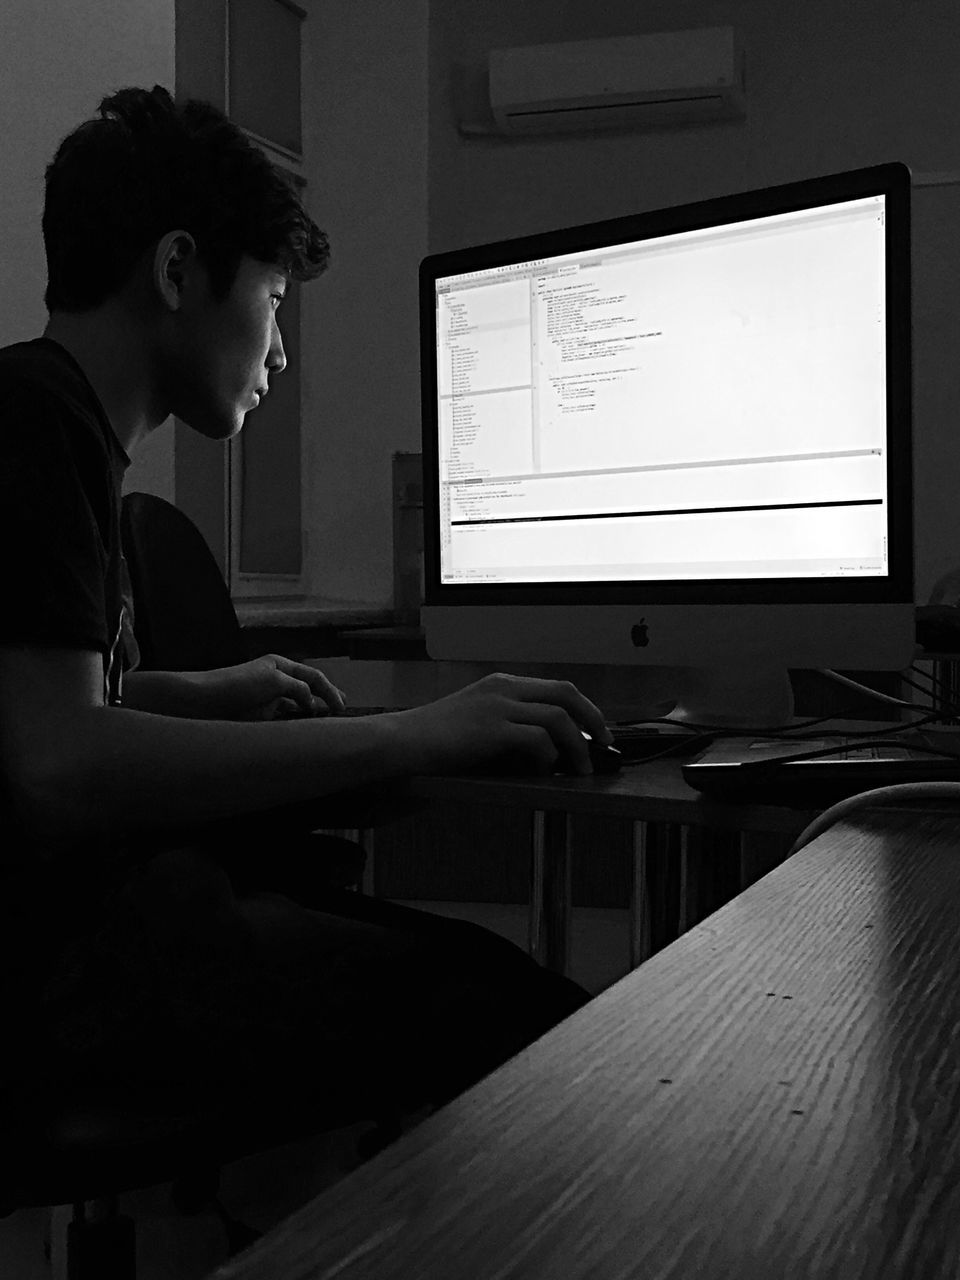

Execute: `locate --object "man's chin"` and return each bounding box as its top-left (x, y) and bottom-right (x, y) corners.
top-left (181, 409), bottom-right (244, 441)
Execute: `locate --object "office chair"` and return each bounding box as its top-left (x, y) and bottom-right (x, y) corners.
top-left (120, 491), bottom-right (247, 675)
top-left (0, 495), bottom-right (409, 1277)
top-left (120, 489), bottom-right (368, 892)
top-left (0, 1063), bottom-right (404, 1278)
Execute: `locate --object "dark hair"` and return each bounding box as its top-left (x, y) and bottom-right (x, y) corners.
top-left (43, 85), bottom-right (330, 312)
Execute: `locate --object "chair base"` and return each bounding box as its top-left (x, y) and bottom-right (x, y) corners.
top-left (67, 1202), bottom-right (135, 1280)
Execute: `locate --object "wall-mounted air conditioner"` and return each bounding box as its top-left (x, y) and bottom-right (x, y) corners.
top-left (462, 27), bottom-right (745, 137)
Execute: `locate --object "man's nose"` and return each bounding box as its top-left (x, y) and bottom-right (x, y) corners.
top-left (268, 317), bottom-right (287, 375)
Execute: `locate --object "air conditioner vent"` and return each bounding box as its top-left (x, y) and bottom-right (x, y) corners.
top-left (481, 29), bottom-right (744, 136)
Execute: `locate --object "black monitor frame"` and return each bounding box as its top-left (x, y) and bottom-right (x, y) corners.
top-left (420, 162), bottom-right (913, 609)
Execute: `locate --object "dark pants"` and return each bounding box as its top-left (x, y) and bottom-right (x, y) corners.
top-left (31, 838), bottom-right (591, 1130)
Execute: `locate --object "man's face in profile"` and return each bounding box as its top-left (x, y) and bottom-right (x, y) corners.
top-left (163, 254), bottom-right (288, 441)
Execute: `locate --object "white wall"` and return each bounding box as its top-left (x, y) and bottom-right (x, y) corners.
top-left (428, 0), bottom-right (960, 601)
top-left (0, 0), bottom-right (176, 501)
top-left (300, 0), bottom-right (430, 606)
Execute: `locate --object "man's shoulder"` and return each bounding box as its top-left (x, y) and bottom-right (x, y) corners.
top-left (0, 337), bottom-right (88, 403)
top-left (0, 338), bottom-right (116, 464)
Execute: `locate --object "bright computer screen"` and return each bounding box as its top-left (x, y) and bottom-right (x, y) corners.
top-left (428, 174), bottom-right (906, 591)
top-left (419, 164), bottom-right (913, 693)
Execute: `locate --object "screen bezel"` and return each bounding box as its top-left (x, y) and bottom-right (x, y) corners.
top-left (420, 163), bottom-right (913, 608)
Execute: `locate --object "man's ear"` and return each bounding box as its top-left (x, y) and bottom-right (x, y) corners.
top-left (153, 231), bottom-right (199, 312)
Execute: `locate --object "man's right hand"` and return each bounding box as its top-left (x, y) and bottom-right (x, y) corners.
top-left (388, 672), bottom-right (612, 778)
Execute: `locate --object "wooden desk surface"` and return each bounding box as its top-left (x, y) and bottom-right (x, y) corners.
top-left (213, 805), bottom-right (960, 1280)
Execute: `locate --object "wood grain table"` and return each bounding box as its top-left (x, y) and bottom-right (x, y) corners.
top-left (213, 803), bottom-right (960, 1280)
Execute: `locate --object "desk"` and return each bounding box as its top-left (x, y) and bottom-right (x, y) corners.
top-left (212, 804), bottom-right (960, 1280)
top-left (312, 657), bottom-right (821, 975)
top-left (409, 766), bottom-right (818, 975)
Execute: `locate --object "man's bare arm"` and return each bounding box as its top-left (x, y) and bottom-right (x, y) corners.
top-left (0, 646), bottom-right (609, 851)
top-left (122, 655), bottom-right (345, 720)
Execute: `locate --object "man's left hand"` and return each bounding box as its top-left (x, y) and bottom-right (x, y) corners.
top-left (198, 654), bottom-right (346, 721)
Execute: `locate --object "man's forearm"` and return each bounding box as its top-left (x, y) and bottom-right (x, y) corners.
top-left (5, 660), bottom-right (607, 854)
top-left (29, 705), bottom-right (414, 846)
top-left (122, 669), bottom-right (212, 717)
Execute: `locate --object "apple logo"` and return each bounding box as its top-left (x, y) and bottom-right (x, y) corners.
top-left (631, 619), bottom-right (650, 647)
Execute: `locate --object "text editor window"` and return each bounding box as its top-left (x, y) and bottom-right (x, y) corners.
top-left (435, 197), bottom-right (888, 584)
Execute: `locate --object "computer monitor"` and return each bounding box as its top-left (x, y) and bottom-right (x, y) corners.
top-left (419, 163), bottom-right (914, 726)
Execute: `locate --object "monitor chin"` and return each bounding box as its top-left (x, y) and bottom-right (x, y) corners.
top-left (478, 662), bottom-right (794, 730)
top-left (668, 665), bottom-right (794, 730)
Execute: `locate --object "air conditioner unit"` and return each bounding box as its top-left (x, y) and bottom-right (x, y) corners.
top-left (486, 28), bottom-right (745, 136)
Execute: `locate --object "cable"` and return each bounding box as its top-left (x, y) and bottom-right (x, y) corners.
top-left (910, 662), bottom-right (952, 693)
top-left (817, 667), bottom-right (960, 728)
top-left (904, 666), bottom-right (938, 700)
top-left (827, 664), bottom-right (960, 726)
top-left (732, 736), bottom-right (960, 774)
top-left (819, 668), bottom-right (918, 710)
top-left (906, 663), bottom-right (960, 722)
top-left (818, 668), bottom-right (959, 722)
top-left (751, 712), bottom-right (942, 742)
top-left (616, 729), bottom-right (717, 767)
top-left (787, 782), bottom-right (960, 857)
top-left (614, 666), bottom-right (951, 745)
top-left (614, 720), bottom-right (941, 769)
top-left (615, 708), bottom-right (886, 738)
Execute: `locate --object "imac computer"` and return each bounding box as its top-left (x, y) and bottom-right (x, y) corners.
top-left (419, 163), bottom-right (914, 726)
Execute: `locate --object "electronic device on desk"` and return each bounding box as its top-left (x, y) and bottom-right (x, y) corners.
top-left (419, 162), bottom-right (914, 731)
top-left (681, 729), bottom-right (960, 806)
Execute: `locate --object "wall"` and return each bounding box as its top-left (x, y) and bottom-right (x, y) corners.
top-left (0, 0), bottom-right (176, 502)
top-left (5, 5), bottom-right (954, 602)
top-left (300, 0), bottom-right (430, 605)
top-left (429, 0), bottom-right (960, 600)
top-left (0, 0), bottom-right (429, 603)
top-left (0, 7), bottom-right (177, 1278)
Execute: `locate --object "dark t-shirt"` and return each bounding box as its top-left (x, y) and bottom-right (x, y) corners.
top-left (0, 337), bottom-right (133, 1006)
top-left (0, 337), bottom-right (130, 688)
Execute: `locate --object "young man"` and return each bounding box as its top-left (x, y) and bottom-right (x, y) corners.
top-left (0, 87), bottom-right (613, 1140)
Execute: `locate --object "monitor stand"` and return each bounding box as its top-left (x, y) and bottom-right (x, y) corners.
top-left (667, 665), bottom-right (795, 730)
top-left (489, 662), bottom-right (795, 731)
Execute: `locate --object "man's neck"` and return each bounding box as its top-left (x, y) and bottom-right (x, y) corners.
top-left (43, 307), bottom-right (168, 457)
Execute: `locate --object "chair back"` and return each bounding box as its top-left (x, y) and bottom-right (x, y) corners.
top-left (121, 492), bottom-right (246, 671)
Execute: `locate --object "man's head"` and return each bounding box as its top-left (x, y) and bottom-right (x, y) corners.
top-left (42, 85), bottom-right (329, 438)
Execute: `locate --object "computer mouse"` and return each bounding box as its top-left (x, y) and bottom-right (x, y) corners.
top-left (584, 735), bottom-right (623, 775)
